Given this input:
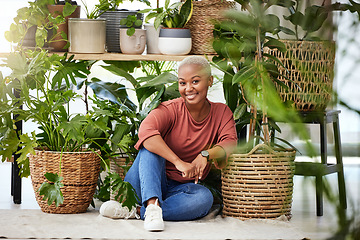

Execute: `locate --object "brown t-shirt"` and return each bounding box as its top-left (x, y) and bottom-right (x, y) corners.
top-left (135, 97), bottom-right (237, 183)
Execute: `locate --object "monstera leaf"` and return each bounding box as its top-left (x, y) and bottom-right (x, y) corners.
top-left (38, 172), bottom-right (64, 207)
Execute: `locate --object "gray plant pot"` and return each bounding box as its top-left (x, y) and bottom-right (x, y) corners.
top-left (158, 28), bottom-right (192, 55)
top-left (101, 10), bottom-right (143, 53)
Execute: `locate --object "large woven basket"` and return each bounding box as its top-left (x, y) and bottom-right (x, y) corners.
top-left (222, 144), bottom-right (296, 220)
top-left (185, 0), bottom-right (236, 55)
top-left (29, 149), bottom-right (101, 214)
top-left (109, 155), bottom-right (132, 201)
top-left (267, 40), bottom-right (335, 112)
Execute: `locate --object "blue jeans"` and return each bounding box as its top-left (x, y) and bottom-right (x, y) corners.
top-left (124, 148), bottom-right (214, 221)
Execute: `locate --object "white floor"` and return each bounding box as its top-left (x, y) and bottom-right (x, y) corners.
top-left (0, 156), bottom-right (359, 239)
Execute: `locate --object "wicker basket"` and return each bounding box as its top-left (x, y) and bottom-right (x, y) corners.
top-left (185, 0), bottom-right (236, 55)
top-left (221, 144), bottom-right (296, 220)
top-left (109, 155), bottom-right (132, 200)
top-left (267, 40), bottom-right (335, 112)
top-left (29, 149), bottom-right (101, 214)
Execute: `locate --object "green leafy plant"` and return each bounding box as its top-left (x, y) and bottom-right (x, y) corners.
top-left (139, 0), bottom-right (193, 30)
top-left (5, 0), bottom-right (77, 48)
top-left (279, 0), bottom-right (360, 40)
top-left (82, 0), bottom-right (151, 19)
top-left (212, 0), bottom-right (312, 152)
top-left (120, 14), bottom-right (143, 36)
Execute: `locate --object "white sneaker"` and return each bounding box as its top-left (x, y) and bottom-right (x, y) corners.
top-left (100, 200), bottom-right (140, 219)
top-left (144, 199), bottom-right (164, 231)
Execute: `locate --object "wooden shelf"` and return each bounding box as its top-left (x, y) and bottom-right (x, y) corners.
top-left (0, 52), bottom-right (214, 61)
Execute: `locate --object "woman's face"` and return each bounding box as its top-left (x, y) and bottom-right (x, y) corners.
top-left (178, 64), bottom-right (213, 106)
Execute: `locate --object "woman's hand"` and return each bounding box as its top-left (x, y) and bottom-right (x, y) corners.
top-left (175, 160), bottom-right (198, 179)
top-left (191, 154), bottom-right (208, 184)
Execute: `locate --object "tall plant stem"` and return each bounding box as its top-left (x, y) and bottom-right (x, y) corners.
top-left (256, 20), bottom-right (269, 144)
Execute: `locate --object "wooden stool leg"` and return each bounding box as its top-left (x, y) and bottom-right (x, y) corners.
top-left (333, 120), bottom-right (347, 210)
top-left (316, 175), bottom-right (324, 216)
top-left (316, 119), bottom-right (327, 216)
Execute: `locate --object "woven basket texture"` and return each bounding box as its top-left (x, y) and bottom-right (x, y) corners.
top-left (185, 0), bottom-right (236, 55)
top-left (29, 149), bottom-right (101, 214)
top-left (221, 144), bottom-right (295, 220)
top-left (110, 156), bottom-right (132, 201)
top-left (267, 40), bottom-right (335, 112)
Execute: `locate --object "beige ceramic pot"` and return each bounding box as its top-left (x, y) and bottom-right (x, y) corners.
top-left (68, 18), bottom-right (106, 53)
top-left (119, 29), bottom-right (146, 54)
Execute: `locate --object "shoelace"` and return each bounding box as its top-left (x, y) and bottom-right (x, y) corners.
top-left (114, 205), bottom-right (140, 219)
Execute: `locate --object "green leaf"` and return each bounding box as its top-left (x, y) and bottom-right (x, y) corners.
top-left (178, 0), bottom-right (193, 27)
top-left (38, 172), bottom-right (64, 207)
top-left (87, 77), bottom-right (137, 111)
top-left (108, 172), bottom-right (139, 211)
top-left (63, 2), bottom-right (77, 17)
top-left (126, 27), bottom-right (135, 36)
top-left (234, 103), bottom-right (247, 120)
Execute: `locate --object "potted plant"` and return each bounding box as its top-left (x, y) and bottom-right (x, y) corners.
top-left (4, 0), bottom-right (70, 49)
top-left (47, 0), bottom-right (81, 52)
top-left (68, 0), bottom-right (107, 53)
top-left (95, 0), bottom-right (150, 52)
top-left (140, 0), bottom-right (193, 55)
top-left (211, 0), bottom-right (315, 220)
top-left (0, 47), bottom-right (143, 213)
top-left (263, 0), bottom-right (360, 112)
top-left (119, 14), bottom-right (146, 54)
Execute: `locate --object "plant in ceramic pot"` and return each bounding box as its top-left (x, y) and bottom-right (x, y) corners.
top-left (67, 0), bottom-right (107, 53)
top-left (119, 14), bottom-right (146, 54)
top-left (140, 0), bottom-right (193, 55)
top-left (95, 0), bottom-right (150, 52)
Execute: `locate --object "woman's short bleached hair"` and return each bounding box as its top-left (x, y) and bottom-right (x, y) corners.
top-left (178, 56), bottom-right (211, 76)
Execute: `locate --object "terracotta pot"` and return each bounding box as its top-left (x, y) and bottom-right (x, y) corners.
top-left (47, 4), bottom-right (81, 52)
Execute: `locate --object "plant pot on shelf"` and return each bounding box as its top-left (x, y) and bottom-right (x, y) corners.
top-left (185, 0), bottom-right (236, 55)
top-left (47, 4), bottom-right (81, 52)
top-left (119, 29), bottom-right (146, 54)
top-left (101, 10), bottom-right (143, 53)
top-left (158, 28), bottom-right (192, 55)
top-left (144, 24), bottom-right (160, 54)
top-left (221, 144), bottom-right (296, 220)
top-left (68, 18), bottom-right (106, 53)
top-left (267, 40), bottom-right (336, 112)
top-left (29, 149), bottom-right (101, 214)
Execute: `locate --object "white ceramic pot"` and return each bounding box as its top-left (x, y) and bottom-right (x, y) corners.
top-left (119, 29), bottom-right (146, 54)
top-left (68, 18), bottom-right (106, 53)
top-left (144, 24), bottom-right (160, 54)
top-left (158, 28), bottom-right (192, 55)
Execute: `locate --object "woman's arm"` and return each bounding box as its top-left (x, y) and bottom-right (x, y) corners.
top-left (142, 135), bottom-right (198, 178)
top-left (191, 145), bottom-right (227, 183)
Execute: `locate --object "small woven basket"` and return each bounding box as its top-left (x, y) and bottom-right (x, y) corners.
top-left (29, 149), bottom-right (101, 214)
top-left (185, 0), bottom-right (236, 55)
top-left (109, 155), bottom-right (132, 201)
top-left (267, 40), bottom-right (335, 112)
top-left (221, 144), bottom-right (295, 220)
